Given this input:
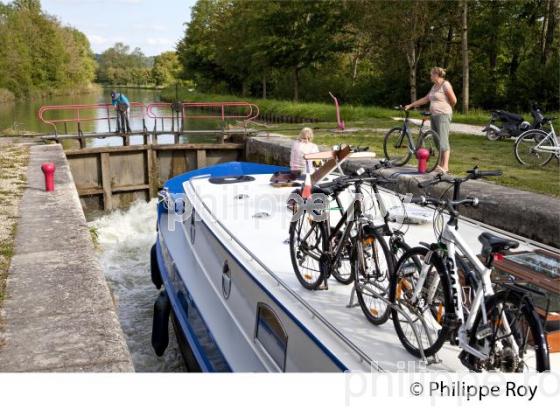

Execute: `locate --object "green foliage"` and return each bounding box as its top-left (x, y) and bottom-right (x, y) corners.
top-left (151, 51), bottom-right (181, 87)
top-left (0, 1), bottom-right (96, 98)
top-left (96, 42), bottom-right (153, 86)
top-left (177, 0), bottom-right (559, 111)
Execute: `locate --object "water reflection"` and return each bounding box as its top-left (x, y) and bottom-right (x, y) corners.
top-left (1, 87), bottom-right (238, 147)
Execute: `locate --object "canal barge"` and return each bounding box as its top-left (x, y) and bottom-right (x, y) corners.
top-left (150, 161), bottom-right (559, 372)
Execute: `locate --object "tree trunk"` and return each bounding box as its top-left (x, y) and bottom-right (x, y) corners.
top-left (293, 67), bottom-right (300, 102)
top-left (541, 0), bottom-right (551, 62)
top-left (352, 55), bottom-right (359, 85)
top-left (406, 43), bottom-right (420, 102)
top-left (542, 0), bottom-right (558, 64)
top-left (241, 80), bottom-right (249, 97)
top-left (262, 76), bottom-right (267, 99)
top-left (409, 64), bottom-right (417, 102)
top-left (461, 0), bottom-right (469, 114)
top-left (442, 26), bottom-right (454, 68)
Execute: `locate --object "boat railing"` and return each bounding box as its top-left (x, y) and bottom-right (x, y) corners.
top-left (185, 178), bottom-right (380, 371)
top-left (38, 102), bottom-right (147, 136)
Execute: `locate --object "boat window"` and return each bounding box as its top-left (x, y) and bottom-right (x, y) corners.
top-left (255, 303), bottom-right (288, 371)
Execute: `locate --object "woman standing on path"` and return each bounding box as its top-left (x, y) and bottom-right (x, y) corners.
top-left (405, 67), bottom-right (457, 173)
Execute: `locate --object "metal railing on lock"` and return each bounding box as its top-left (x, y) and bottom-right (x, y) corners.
top-left (38, 102), bottom-right (147, 136)
top-left (146, 101), bottom-right (260, 133)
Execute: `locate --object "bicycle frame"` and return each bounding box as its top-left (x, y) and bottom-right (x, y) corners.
top-left (413, 219), bottom-right (520, 361)
top-left (325, 185), bottom-right (366, 271)
top-left (532, 125), bottom-right (559, 153)
top-left (394, 112), bottom-right (433, 154)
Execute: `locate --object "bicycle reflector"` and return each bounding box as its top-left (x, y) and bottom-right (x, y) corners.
top-left (493, 253), bottom-right (505, 262)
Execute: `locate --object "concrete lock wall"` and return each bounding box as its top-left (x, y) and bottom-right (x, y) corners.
top-left (246, 135), bottom-right (560, 248)
top-left (0, 144), bottom-right (134, 372)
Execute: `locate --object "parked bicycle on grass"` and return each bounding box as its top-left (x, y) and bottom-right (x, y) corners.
top-left (383, 106), bottom-right (441, 173)
top-left (514, 115), bottom-right (559, 167)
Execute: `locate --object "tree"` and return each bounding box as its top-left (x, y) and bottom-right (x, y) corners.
top-left (0, 0), bottom-right (96, 97)
top-left (176, 0), bottom-right (231, 91)
top-left (461, 0), bottom-right (469, 113)
top-left (96, 42), bottom-right (152, 85)
top-left (254, 1), bottom-right (350, 101)
top-left (151, 51), bottom-right (181, 86)
top-left (174, 0), bottom-right (559, 110)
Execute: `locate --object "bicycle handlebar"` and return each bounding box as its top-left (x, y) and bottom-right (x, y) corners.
top-left (417, 166), bottom-right (502, 189)
top-left (319, 172), bottom-right (386, 193)
top-left (411, 195), bottom-right (481, 216)
top-left (466, 168), bottom-right (502, 178)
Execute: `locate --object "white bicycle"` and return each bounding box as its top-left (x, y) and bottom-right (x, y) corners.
top-left (514, 116), bottom-right (559, 166)
top-left (389, 168), bottom-right (550, 372)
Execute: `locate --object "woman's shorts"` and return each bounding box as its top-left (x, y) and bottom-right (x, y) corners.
top-left (431, 114), bottom-right (452, 151)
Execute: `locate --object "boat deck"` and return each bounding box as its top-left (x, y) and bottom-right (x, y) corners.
top-left (187, 173), bottom-right (557, 372)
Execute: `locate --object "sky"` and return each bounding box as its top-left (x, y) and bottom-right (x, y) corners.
top-left (17, 0), bottom-right (198, 56)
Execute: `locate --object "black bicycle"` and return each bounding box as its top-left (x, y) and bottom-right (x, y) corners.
top-left (383, 106), bottom-right (441, 172)
top-left (289, 166), bottom-right (410, 325)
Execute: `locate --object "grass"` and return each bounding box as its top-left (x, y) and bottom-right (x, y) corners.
top-left (161, 88), bottom-right (560, 127)
top-left (89, 226), bottom-right (100, 249)
top-left (0, 143), bottom-right (29, 303)
top-left (275, 127), bottom-right (560, 197)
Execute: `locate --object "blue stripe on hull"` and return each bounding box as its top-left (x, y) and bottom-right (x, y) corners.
top-left (156, 238), bottom-right (231, 372)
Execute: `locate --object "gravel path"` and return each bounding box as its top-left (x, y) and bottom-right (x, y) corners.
top-left (392, 117), bottom-right (485, 136)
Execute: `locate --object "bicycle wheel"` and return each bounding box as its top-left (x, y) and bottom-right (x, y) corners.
top-left (352, 228), bottom-right (394, 325)
top-left (485, 128), bottom-right (501, 141)
top-left (514, 130), bottom-right (554, 166)
top-left (289, 213), bottom-right (328, 290)
top-left (383, 127), bottom-right (412, 166)
top-left (389, 246), bottom-right (453, 358)
top-left (419, 130), bottom-right (441, 173)
top-left (463, 290), bottom-right (550, 372)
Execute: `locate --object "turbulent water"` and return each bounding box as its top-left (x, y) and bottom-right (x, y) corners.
top-left (89, 199), bottom-right (185, 372)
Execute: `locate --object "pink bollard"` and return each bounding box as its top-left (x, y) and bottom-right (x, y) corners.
top-left (41, 162), bottom-right (56, 192)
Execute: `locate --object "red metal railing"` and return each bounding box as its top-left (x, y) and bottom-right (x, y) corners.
top-left (38, 101), bottom-right (260, 135)
top-left (146, 101), bottom-right (259, 129)
top-left (38, 102), bottom-right (146, 135)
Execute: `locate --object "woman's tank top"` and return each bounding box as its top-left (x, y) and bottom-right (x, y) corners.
top-left (429, 81), bottom-right (453, 115)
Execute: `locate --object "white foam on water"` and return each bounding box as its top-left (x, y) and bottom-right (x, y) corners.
top-left (89, 199), bottom-right (185, 372)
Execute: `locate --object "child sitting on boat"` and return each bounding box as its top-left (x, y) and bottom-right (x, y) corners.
top-left (290, 127), bottom-right (319, 174)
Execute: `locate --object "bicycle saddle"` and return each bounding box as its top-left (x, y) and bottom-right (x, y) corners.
top-left (478, 232), bottom-right (519, 256)
top-left (421, 111), bottom-right (432, 117)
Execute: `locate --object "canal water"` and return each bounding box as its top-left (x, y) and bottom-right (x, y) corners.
top-left (0, 88), bottom-right (161, 133)
top-left (88, 199), bottom-right (185, 372)
top-left (0, 87), bottom-right (239, 146)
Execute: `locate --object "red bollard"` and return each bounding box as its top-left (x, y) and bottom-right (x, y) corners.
top-left (416, 148), bottom-right (430, 174)
top-left (41, 162), bottom-right (56, 192)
